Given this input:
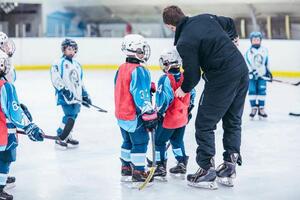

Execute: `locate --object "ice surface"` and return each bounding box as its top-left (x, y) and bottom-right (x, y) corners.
top-left (7, 70), bottom-right (300, 200)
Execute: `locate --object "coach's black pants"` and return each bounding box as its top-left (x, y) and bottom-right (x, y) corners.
top-left (195, 73), bottom-right (249, 170)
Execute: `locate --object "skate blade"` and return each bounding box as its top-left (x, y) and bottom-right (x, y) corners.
top-left (187, 181), bottom-right (218, 190)
top-left (126, 181), bottom-right (153, 189)
top-left (216, 177), bottom-right (234, 187)
top-left (170, 173), bottom-right (186, 180)
top-left (55, 144), bottom-right (68, 150)
top-left (67, 144), bottom-right (79, 149)
top-left (4, 183), bottom-right (16, 190)
top-left (258, 116), bottom-right (267, 120)
top-left (154, 176), bottom-right (168, 182)
top-left (120, 176), bottom-right (132, 183)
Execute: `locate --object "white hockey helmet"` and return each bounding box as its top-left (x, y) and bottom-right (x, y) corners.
top-left (0, 57), bottom-right (9, 77)
top-left (0, 32), bottom-right (15, 57)
top-left (121, 34), bottom-right (150, 62)
top-left (159, 47), bottom-right (182, 73)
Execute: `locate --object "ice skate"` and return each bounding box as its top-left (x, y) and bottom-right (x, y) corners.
top-left (216, 153), bottom-right (239, 187)
top-left (4, 176), bottom-right (16, 190)
top-left (65, 135), bottom-right (79, 148)
top-left (187, 167), bottom-right (218, 189)
top-left (130, 170), bottom-right (154, 189)
top-left (249, 107), bottom-right (258, 119)
top-left (0, 188), bottom-right (13, 200)
top-left (55, 139), bottom-right (68, 150)
top-left (258, 107), bottom-right (268, 119)
top-left (169, 156), bottom-right (188, 180)
top-left (153, 161), bottom-right (167, 182)
top-left (121, 165), bottom-right (132, 183)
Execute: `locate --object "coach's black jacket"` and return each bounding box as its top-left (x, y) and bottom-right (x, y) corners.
top-left (175, 14), bottom-right (248, 92)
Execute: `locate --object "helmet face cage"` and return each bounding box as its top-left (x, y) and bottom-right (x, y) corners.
top-left (1, 39), bottom-right (15, 57)
top-left (0, 57), bottom-right (8, 76)
top-left (61, 39), bottom-right (78, 53)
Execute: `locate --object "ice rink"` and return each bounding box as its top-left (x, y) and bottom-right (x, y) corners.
top-left (8, 70), bottom-right (300, 200)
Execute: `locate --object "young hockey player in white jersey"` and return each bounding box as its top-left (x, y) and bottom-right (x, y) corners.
top-left (153, 47), bottom-right (195, 181)
top-left (51, 39), bottom-right (92, 149)
top-left (0, 56), bottom-right (44, 200)
top-left (245, 32), bottom-right (273, 119)
top-left (0, 32), bottom-right (16, 83)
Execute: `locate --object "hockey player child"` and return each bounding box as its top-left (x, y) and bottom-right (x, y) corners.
top-left (245, 32), bottom-right (273, 119)
top-left (0, 57), bottom-right (44, 200)
top-left (51, 39), bottom-right (92, 149)
top-left (153, 47), bottom-right (195, 181)
top-left (115, 34), bottom-right (158, 187)
top-left (0, 32), bottom-right (16, 83)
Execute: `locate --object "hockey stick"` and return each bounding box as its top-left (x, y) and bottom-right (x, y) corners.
top-left (139, 129), bottom-right (156, 190)
top-left (147, 142), bottom-right (171, 166)
top-left (75, 98), bottom-right (108, 113)
top-left (17, 118), bottom-right (74, 141)
top-left (289, 112), bottom-right (300, 117)
top-left (262, 77), bottom-right (300, 86)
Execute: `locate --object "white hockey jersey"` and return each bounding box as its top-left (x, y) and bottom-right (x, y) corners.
top-left (244, 46), bottom-right (269, 78)
top-left (50, 56), bottom-right (87, 105)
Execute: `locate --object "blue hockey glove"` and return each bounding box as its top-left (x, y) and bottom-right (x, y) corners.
top-left (20, 103), bottom-right (33, 122)
top-left (249, 70), bottom-right (258, 80)
top-left (142, 110), bottom-right (158, 131)
top-left (82, 95), bottom-right (92, 108)
top-left (61, 88), bottom-right (74, 102)
top-left (24, 123), bottom-right (44, 142)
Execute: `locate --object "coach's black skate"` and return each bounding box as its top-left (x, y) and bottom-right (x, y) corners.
top-left (258, 107), bottom-right (268, 119)
top-left (0, 188), bottom-right (13, 200)
top-left (153, 161), bottom-right (167, 182)
top-left (249, 107), bottom-right (258, 119)
top-left (169, 156), bottom-right (189, 180)
top-left (55, 140), bottom-right (68, 150)
top-left (4, 176), bottom-right (16, 189)
top-left (216, 153), bottom-right (239, 187)
top-left (187, 167), bottom-right (218, 190)
top-left (131, 170), bottom-right (154, 188)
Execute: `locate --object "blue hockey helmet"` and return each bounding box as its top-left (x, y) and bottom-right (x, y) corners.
top-left (61, 38), bottom-right (78, 53)
top-left (249, 32), bottom-right (263, 41)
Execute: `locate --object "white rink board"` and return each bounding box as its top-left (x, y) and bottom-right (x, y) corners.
top-left (7, 70), bottom-right (300, 200)
top-left (11, 38), bottom-right (300, 72)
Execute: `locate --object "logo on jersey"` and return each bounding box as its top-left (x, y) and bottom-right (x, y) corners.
top-left (69, 69), bottom-right (80, 88)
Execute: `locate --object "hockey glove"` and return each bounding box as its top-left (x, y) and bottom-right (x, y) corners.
top-left (82, 95), bottom-right (92, 108)
top-left (24, 123), bottom-right (44, 142)
top-left (266, 70), bottom-right (273, 82)
top-left (142, 110), bottom-right (158, 131)
top-left (61, 88), bottom-right (74, 102)
top-left (20, 103), bottom-right (33, 122)
top-left (150, 82), bottom-right (156, 94)
top-left (249, 70), bottom-right (258, 80)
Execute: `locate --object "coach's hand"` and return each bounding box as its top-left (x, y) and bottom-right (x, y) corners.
top-left (175, 87), bottom-right (187, 98)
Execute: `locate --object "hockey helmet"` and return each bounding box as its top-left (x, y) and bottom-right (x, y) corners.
top-left (159, 47), bottom-right (182, 73)
top-left (121, 34), bottom-right (150, 62)
top-left (0, 32), bottom-right (15, 57)
top-left (61, 38), bottom-right (78, 53)
top-left (250, 32), bottom-right (263, 41)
